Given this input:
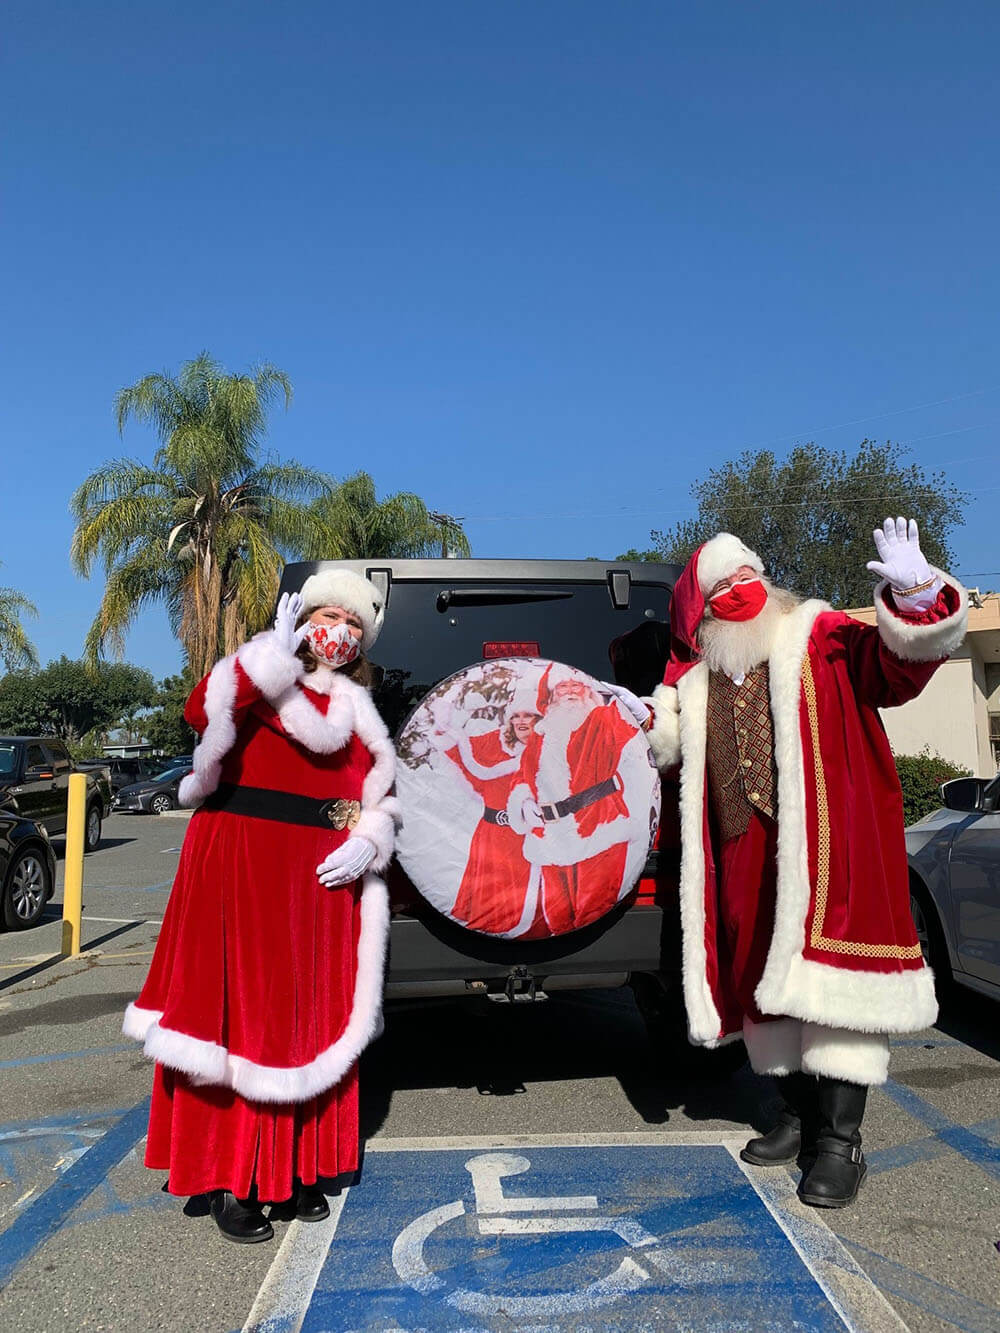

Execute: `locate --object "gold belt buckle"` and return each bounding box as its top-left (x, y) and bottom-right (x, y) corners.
top-left (326, 798), bottom-right (361, 831)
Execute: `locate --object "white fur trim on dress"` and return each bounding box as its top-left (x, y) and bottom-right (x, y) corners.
top-left (644, 683), bottom-right (681, 771)
top-left (801, 1022), bottom-right (890, 1086)
top-left (696, 533), bottom-right (764, 596)
top-left (743, 1017), bottom-right (803, 1076)
top-left (873, 570), bottom-right (968, 664)
top-left (122, 872), bottom-right (391, 1103)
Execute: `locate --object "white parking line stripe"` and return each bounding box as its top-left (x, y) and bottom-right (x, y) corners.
top-left (731, 1149), bottom-right (909, 1333)
top-left (82, 916), bottom-right (164, 926)
top-left (242, 1193), bottom-right (350, 1333)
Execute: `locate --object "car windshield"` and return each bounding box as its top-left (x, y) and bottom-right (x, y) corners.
top-left (0, 745), bottom-right (17, 776)
top-left (367, 575), bottom-right (673, 735)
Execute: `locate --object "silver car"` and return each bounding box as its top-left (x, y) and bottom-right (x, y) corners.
top-left (906, 772), bottom-right (1000, 1000)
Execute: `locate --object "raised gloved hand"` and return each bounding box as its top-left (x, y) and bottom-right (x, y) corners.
top-left (866, 517), bottom-right (942, 612)
top-left (600, 681), bottom-right (653, 730)
top-left (273, 591), bottom-right (309, 655)
top-left (316, 837), bottom-right (376, 887)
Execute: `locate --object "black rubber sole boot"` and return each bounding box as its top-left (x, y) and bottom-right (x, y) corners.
top-left (209, 1190), bottom-right (274, 1243)
top-left (741, 1072), bottom-right (818, 1167)
top-left (296, 1184), bottom-right (330, 1222)
top-left (797, 1077), bottom-right (868, 1209)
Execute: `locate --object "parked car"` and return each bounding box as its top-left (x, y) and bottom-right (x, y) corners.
top-left (274, 557), bottom-right (731, 1068)
top-left (0, 737), bottom-right (111, 852)
top-left (0, 805), bottom-right (57, 930)
top-left (112, 764), bottom-right (191, 815)
top-left (906, 771), bottom-right (1000, 1001)
top-left (79, 755), bottom-right (171, 794)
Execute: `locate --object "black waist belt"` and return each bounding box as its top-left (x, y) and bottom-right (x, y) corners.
top-left (482, 806), bottom-right (511, 827)
top-left (201, 783), bottom-right (362, 831)
top-left (540, 776), bottom-right (618, 823)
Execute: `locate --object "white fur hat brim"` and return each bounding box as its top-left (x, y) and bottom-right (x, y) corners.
top-left (696, 533), bottom-right (764, 596)
top-left (298, 568), bottom-right (386, 650)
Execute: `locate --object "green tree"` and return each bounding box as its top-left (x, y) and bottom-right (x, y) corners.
top-left (307, 472), bottom-right (471, 560)
top-left (0, 564), bottom-right (38, 671)
top-left (144, 671), bottom-right (197, 754)
top-left (619, 440), bottom-right (967, 606)
top-left (71, 353), bottom-right (331, 678)
top-left (0, 658), bottom-right (156, 744)
top-left (895, 750), bottom-right (971, 826)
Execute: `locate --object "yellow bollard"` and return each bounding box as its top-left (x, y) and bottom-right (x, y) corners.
top-left (61, 773), bottom-right (87, 957)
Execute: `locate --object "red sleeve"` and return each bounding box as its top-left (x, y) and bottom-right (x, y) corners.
top-left (826, 606), bottom-right (946, 711)
top-left (182, 660), bottom-right (265, 736)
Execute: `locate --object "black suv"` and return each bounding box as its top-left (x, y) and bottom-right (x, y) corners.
top-left (278, 558), bottom-right (700, 1052)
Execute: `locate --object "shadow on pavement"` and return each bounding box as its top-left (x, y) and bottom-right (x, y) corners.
top-left (360, 987), bottom-right (769, 1141)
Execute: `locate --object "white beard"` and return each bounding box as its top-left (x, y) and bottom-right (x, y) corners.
top-left (534, 696), bottom-right (595, 802)
top-left (697, 585), bottom-right (798, 678)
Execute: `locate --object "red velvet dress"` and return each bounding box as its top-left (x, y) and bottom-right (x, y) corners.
top-left (446, 731), bottom-right (531, 935)
top-left (124, 635), bottom-right (396, 1202)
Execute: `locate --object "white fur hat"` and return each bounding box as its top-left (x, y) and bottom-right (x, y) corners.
top-left (298, 568), bottom-right (386, 650)
top-left (505, 683), bottom-right (542, 720)
top-left (696, 533), bottom-right (764, 596)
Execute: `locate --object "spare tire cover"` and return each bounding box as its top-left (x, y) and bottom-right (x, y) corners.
top-left (395, 657), bottom-right (661, 939)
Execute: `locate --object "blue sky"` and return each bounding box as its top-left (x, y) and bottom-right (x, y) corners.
top-left (4, 1), bottom-right (998, 675)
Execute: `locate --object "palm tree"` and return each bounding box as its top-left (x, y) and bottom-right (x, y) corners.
top-left (71, 353), bottom-right (331, 678)
top-left (0, 566), bottom-right (38, 671)
top-left (308, 472), bottom-right (471, 560)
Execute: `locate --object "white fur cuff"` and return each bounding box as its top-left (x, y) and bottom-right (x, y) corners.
top-left (644, 684), bottom-right (681, 771)
top-left (743, 1017), bottom-right (803, 1075)
top-left (874, 570), bottom-right (968, 663)
top-left (801, 1022), bottom-right (890, 1086)
top-left (237, 632), bottom-right (304, 700)
top-left (354, 799), bottom-right (401, 871)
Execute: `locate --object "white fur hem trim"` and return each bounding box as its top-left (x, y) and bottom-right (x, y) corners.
top-left (874, 570), bottom-right (968, 663)
top-left (124, 873), bottom-right (390, 1103)
top-left (644, 683), bottom-right (680, 771)
top-left (742, 1017), bottom-right (803, 1075)
top-left (758, 953), bottom-right (938, 1034)
top-left (801, 1022), bottom-right (890, 1086)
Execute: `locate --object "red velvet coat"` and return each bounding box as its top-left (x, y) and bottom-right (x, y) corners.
top-left (645, 577), bottom-right (968, 1046)
top-left (123, 631), bottom-right (399, 1104)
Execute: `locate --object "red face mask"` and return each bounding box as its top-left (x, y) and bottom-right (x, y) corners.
top-left (708, 578), bottom-right (768, 622)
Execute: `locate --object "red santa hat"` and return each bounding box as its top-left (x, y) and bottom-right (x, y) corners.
top-left (661, 533), bottom-right (764, 687)
top-left (298, 568), bottom-right (386, 650)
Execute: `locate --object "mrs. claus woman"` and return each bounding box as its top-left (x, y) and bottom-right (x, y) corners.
top-left (124, 571), bottom-right (399, 1244)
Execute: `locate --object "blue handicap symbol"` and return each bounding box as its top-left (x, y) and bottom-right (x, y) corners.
top-left (301, 1144), bottom-right (848, 1331)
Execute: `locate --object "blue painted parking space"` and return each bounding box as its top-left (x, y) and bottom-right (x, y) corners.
top-left (293, 1142), bottom-right (858, 1332)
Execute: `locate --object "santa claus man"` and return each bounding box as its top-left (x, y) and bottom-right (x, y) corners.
top-left (643, 518), bottom-right (967, 1208)
top-left (506, 665), bottom-right (648, 937)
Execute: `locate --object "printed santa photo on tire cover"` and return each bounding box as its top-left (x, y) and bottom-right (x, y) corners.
top-left (396, 658), bottom-right (661, 939)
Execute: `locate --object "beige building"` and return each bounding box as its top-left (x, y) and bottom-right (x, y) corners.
top-left (847, 591), bottom-right (1000, 776)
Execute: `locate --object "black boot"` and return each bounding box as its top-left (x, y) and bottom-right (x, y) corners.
top-left (797, 1077), bottom-right (868, 1208)
top-left (209, 1190), bottom-right (274, 1243)
top-left (295, 1183), bottom-right (330, 1222)
top-left (741, 1072), bottom-right (817, 1167)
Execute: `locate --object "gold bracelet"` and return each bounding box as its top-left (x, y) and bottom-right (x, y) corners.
top-left (892, 575), bottom-right (938, 597)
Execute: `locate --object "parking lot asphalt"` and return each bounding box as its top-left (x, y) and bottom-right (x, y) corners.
top-left (0, 813), bottom-right (998, 1332)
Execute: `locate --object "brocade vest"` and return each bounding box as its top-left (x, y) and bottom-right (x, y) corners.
top-left (706, 665), bottom-right (777, 843)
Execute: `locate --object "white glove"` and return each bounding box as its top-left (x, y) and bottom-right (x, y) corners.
top-left (520, 796), bottom-right (544, 830)
top-left (601, 681), bottom-right (652, 729)
top-left (316, 837), bottom-right (376, 887)
top-left (866, 517), bottom-right (942, 612)
top-left (273, 591), bottom-right (309, 654)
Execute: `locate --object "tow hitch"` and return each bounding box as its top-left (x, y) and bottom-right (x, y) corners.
top-left (485, 966), bottom-right (547, 1004)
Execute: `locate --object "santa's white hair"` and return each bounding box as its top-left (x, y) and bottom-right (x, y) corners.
top-left (698, 580), bottom-right (801, 677)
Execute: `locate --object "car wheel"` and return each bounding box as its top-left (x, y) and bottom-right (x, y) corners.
top-left (2, 848), bottom-right (52, 930)
top-left (150, 793), bottom-right (173, 815)
top-left (84, 803), bottom-right (102, 853)
top-left (910, 881), bottom-right (952, 993)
